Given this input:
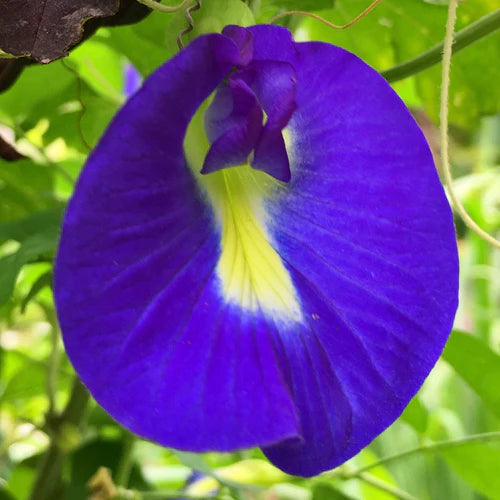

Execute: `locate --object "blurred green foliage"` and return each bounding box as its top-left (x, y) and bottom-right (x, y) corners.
top-left (0, 0), bottom-right (499, 499)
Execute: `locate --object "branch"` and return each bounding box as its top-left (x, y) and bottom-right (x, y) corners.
top-left (29, 378), bottom-right (90, 500)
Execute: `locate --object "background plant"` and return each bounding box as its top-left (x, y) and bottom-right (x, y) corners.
top-left (0, 1), bottom-right (499, 499)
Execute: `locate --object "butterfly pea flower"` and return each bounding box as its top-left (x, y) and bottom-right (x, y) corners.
top-left (54, 25), bottom-right (459, 476)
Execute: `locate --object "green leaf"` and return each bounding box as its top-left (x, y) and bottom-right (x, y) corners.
top-left (164, 0), bottom-right (255, 54)
top-left (20, 270), bottom-right (53, 313)
top-left (41, 76), bottom-right (120, 152)
top-left (173, 451), bottom-right (258, 492)
top-left (0, 362), bottom-right (46, 405)
top-left (105, 17), bottom-right (173, 77)
top-left (264, 0), bottom-right (334, 12)
top-left (67, 40), bottom-right (125, 103)
top-left (0, 488), bottom-right (16, 500)
top-left (216, 459), bottom-right (288, 487)
top-left (0, 159), bottom-right (56, 222)
top-left (0, 208), bottom-right (62, 306)
top-left (66, 438), bottom-right (151, 499)
top-left (173, 450), bottom-right (214, 477)
top-left (301, 0), bottom-right (500, 128)
top-left (400, 396), bottom-right (428, 434)
top-left (356, 449), bottom-right (401, 500)
top-left (0, 207), bottom-right (63, 242)
top-left (78, 88), bottom-right (120, 149)
top-left (0, 62), bottom-right (72, 126)
top-left (257, 0), bottom-right (334, 22)
top-left (5, 465), bottom-right (36, 500)
top-left (440, 442), bottom-right (500, 499)
top-left (312, 482), bottom-right (354, 500)
top-left (442, 330), bottom-right (500, 419)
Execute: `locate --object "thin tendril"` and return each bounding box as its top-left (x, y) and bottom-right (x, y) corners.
top-left (177, 0), bottom-right (202, 50)
top-left (269, 0), bottom-right (382, 29)
top-left (60, 59), bottom-right (91, 152)
top-left (440, 1), bottom-right (500, 250)
top-left (136, 0), bottom-right (192, 13)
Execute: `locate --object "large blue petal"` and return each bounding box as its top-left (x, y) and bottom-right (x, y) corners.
top-left (55, 33), bottom-right (300, 451)
top-left (245, 26), bottom-right (458, 475)
top-left (55, 25), bottom-right (458, 477)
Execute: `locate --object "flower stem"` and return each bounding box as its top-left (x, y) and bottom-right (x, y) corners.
top-left (382, 8), bottom-right (500, 83)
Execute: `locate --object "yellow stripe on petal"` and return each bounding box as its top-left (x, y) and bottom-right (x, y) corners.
top-left (184, 102), bottom-right (302, 322)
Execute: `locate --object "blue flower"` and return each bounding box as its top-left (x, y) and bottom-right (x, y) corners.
top-left (54, 25), bottom-right (459, 477)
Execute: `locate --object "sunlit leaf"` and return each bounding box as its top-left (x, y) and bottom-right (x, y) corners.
top-left (0, 62), bottom-right (72, 127)
top-left (400, 396), bottom-right (429, 434)
top-left (0, 362), bottom-right (46, 405)
top-left (0, 208), bottom-right (62, 305)
top-left (443, 330), bottom-right (500, 419)
top-left (173, 451), bottom-right (214, 477)
top-left (301, 0), bottom-right (500, 128)
top-left (0, 207), bottom-right (63, 242)
top-left (312, 482), bottom-right (354, 500)
top-left (165, 0), bottom-right (255, 53)
top-left (265, 0), bottom-right (334, 11)
top-left (104, 20), bottom-right (170, 78)
top-left (5, 466), bottom-right (36, 500)
top-left (78, 88), bottom-right (120, 149)
top-left (20, 271), bottom-right (53, 313)
top-left (440, 442), bottom-right (500, 499)
top-left (68, 41), bottom-right (125, 103)
top-left (0, 159), bottom-right (56, 223)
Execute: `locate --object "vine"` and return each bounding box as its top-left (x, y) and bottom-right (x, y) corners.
top-left (269, 0), bottom-right (382, 28)
top-left (439, 1), bottom-right (500, 250)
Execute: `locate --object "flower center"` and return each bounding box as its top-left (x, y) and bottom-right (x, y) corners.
top-left (184, 101), bottom-right (302, 321)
